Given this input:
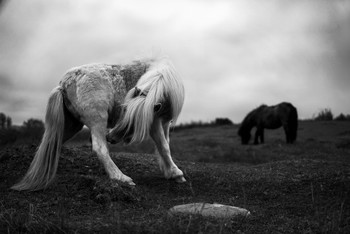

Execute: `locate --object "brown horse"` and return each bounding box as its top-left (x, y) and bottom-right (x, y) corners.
top-left (238, 102), bottom-right (298, 145)
top-left (12, 57), bottom-right (186, 191)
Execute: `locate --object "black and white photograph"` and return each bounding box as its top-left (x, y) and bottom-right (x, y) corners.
top-left (0, 0), bottom-right (349, 233)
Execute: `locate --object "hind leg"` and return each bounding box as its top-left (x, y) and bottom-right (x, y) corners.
top-left (151, 118), bottom-right (186, 183)
top-left (283, 124), bottom-right (291, 143)
top-left (290, 127), bottom-right (297, 143)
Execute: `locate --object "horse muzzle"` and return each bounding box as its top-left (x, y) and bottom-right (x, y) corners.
top-left (106, 133), bottom-right (119, 144)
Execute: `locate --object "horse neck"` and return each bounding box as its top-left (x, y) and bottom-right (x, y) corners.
top-left (242, 115), bottom-right (256, 131)
top-left (120, 60), bottom-right (152, 91)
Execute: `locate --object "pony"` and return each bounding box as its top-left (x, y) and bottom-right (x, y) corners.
top-left (238, 102), bottom-right (298, 145)
top-left (11, 57), bottom-right (186, 191)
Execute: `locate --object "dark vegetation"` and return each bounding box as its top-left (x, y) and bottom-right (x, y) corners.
top-left (0, 110), bottom-right (350, 233)
top-left (0, 114), bottom-right (44, 147)
top-left (174, 117), bottom-right (234, 131)
top-left (313, 108), bottom-right (350, 121)
top-left (0, 112), bottom-right (12, 129)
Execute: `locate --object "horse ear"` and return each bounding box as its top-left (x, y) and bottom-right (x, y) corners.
top-left (133, 87), bottom-right (141, 97)
top-left (154, 103), bottom-right (162, 113)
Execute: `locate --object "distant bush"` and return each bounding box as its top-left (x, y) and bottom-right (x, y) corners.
top-left (313, 108), bottom-right (333, 121)
top-left (174, 121), bottom-right (211, 131)
top-left (0, 128), bottom-right (19, 146)
top-left (0, 112), bottom-right (12, 129)
top-left (334, 113), bottom-right (350, 121)
top-left (174, 118), bottom-right (234, 131)
top-left (21, 118), bottom-right (45, 143)
top-left (213, 118), bottom-right (233, 126)
top-left (0, 118), bottom-right (45, 146)
top-left (23, 118), bottom-right (44, 130)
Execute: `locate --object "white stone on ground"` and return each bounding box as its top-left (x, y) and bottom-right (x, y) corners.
top-left (169, 203), bottom-right (250, 219)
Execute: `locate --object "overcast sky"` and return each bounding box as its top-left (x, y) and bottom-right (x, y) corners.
top-left (0, 0), bottom-right (350, 125)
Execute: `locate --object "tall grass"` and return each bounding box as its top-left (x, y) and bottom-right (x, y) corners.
top-left (0, 203), bottom-right (67, 233)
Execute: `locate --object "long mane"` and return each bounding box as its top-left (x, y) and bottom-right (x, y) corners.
top-left (114, 58), bottom-right (184, 143)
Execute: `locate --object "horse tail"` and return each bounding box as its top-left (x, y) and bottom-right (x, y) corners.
top-left (116, 59), bottom-right (184, 144)
top-left (288, 104), bottom-right (298, 143)
top-left (11, 86), bottom-right (65, 191)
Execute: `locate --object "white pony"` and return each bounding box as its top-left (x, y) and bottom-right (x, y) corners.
top-left (12, 57), bottom-right (186, 191)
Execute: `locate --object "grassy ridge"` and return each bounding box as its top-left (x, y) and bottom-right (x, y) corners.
top-left (1, 121), bottom-right (350, 233)
top-left (66, 120), bottom-right (350, 164)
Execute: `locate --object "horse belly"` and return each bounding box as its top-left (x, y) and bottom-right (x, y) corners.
top-left (265, 122), bottom-right (282, 129)
top-left (263, 115), bottom-right (282, 129)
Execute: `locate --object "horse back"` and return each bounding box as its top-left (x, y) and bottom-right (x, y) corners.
top-left (276, 102), bottom-right (297, 116)
top-left (59, 61), bottom-right (151, 127)
top-left (258, 106), bottom-right (282, 129)
top-left (258, 102), bottom-right (296, 129)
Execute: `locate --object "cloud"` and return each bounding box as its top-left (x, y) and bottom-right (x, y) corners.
top-left (0, 75), bottom-right (12, 103)
top-left (0, 0), bottom-right (350, 124)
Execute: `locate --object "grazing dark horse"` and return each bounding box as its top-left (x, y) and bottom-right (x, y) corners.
top-left (238, 102), bottom-right (298, 145)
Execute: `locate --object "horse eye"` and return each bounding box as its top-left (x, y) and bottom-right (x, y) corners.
top-left (154, 103), bottom-right (162, 112)
top-left (133, 87), bottom-right (141, 97)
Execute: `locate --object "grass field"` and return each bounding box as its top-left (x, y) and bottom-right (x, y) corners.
top-left (0, 121), bottom-right (349, 233)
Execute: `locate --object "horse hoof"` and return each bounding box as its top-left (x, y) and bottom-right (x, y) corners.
top-left (175, 176), bottom-right (186, 183)
top-left (111, 179), bottom-right (136, 187)
top-left (122, 178), bottom-right (136, 186)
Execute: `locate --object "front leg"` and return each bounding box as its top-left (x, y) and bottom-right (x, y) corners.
top-left (90, 125), bottom-right (135, 186)
top-left (150, 118), bottom-right (186, 183)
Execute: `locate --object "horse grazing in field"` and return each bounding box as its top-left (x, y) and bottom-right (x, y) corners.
top-left (11, 58), bottom-right (186, 191)
top-left (238, 102), bottom-right (298, 145)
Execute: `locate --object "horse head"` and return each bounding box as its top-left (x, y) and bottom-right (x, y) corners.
top-left (106, 122), bottom-right (133, 144)
top-left (106, 85), bottom-right (170, 145)
top-left (238, 106), bottom-right (261, 145)
top-left (238, 126), bottom-right (251, 145)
